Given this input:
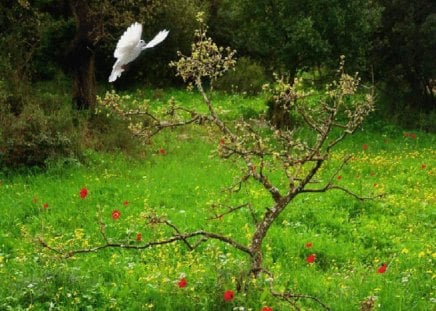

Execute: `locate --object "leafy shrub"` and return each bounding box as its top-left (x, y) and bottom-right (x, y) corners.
top-left (215, 57), bottom-right (268, 95)
top-left (87, 91), bottom-right (147, 155)
top-left (371, 85), bottom-right (436, 132)
top-left (87, 113), bottom-right (144, 155)
top-left (0, 92), bottom-right (82, 168)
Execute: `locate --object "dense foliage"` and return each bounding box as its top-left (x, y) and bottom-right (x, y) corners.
top-left (0, 0), bottom-right (435, 168)
top-left (372, 0), bottom-right (435, 119)
top-left (0, 0), bottom-right (206, 84)
top-left (0, 1), bottom-right (434, 107)
top-left (211, 0), bottom-right (381, 76)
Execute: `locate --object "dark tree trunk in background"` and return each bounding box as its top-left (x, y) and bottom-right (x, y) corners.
top-left (68, 0), bottom-right (96, 110)
top-left (266, 97), bottom-right (293, 129)
top-left (266, 70), bottom-right (296, 129)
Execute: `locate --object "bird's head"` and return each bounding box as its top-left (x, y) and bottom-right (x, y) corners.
top-left (139, 40), bottom-right (146, 48)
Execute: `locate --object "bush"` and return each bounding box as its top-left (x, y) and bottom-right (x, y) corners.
top-left (215, 57), bottom-right (268, 95)
top-left (371, 83), bottom-right (436, 132)
top-left (87, 113), bottom-right (144, 155)
top-left (0, 91), bottom-right (83, 168)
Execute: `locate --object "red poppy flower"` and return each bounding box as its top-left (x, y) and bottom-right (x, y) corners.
top-left (43, 203), bottom-right (49, 209)
top-left (79, 187), bottom-right (88, 199)
top-left (159, 148), bottom-right (166, 155)
top-left (112, 209), bottom-right (121, 220)
top-left (306, 254), bottom-right (316, 264)
top-left (123, 200), bottom-right (129, 206)
top-left (178, 277), bottom-right (187, 288)
top-left (410, 133), bottom-right (416, 139)
top-left (404, 132), bottom-right (409, 138)
top-left (305, 242), bottom-right (313, 248)
top-left (219, 138), bottom-right (225, 145)
top-left (262, 307), bottom-right (273, 311)
top-left (223, 290), bottom-right (234, 302)
top-left (362, 144), bottom-right (368, 151)
top-left (136, 233), bottom-right (142, 242)
top-left (377, 263), bottom-right (387, 274)
top-left (32, 196), bottom-right (38, 204)
top-left (421, 164), bottom-right (427, 170)
top-left (337, 175), bottom-right (342, 180)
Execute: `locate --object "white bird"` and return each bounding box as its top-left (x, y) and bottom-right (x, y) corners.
top-left (109, 23), bottom-right (169, 82)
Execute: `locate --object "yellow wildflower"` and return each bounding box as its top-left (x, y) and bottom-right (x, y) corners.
top-left (74, 228), bottom-right (84, 240)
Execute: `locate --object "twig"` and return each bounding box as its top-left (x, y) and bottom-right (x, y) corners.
top-left (261, 268), bottom-right (331, 311)
top-left (207, 203), bottom-right (257, 224)
top-left (223, 174), bottom-right (250, 193)
top-left (302, 185), bottom-right (384, 201)
top-left (37, 238), bottom-right (63, 256)
top-left (162, 220), bottom-right (194, 250)
top-left (299, 154), bottom-right (385, 200)
top-left (147, 115), bottom-right (203, 138)
top-left (97, 215), bottom-right (108, 243)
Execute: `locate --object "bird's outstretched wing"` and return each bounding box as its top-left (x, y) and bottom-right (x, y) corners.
top-left (114, 22), bottom-right (143, 59)
top-left (143, 30), bottom-right (169, 49)
top-left (109, 24), bottom-right (168, 82)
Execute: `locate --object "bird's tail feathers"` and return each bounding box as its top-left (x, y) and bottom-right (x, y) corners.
top-left (109, 60), bottom-right (124, 82)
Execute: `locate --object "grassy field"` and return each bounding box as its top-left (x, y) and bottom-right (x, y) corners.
top-left (0, 90), bottom-right (435, 310)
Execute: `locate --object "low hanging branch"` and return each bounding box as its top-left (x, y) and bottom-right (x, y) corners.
top-left (41, 13), bottom-right (376, 310)
top-left (39, 220), bottom-right (252, 259)
top-left (39, 210), bottom-right (252, 259)
top-left (97, 93), bottom-right (208, 141)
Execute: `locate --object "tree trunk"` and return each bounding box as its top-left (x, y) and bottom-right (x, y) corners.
top-left (266, 97), bottom-right (293, 129)
top-left (249, 195), bottom-right (293, 275)
top-left (68, 0), bottom-right (96, 110)
top-left (266, 69), bottom-right (297, 130)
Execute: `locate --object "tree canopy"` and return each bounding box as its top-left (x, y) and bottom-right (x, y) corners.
top-left (372, 0), bottom-right (435, 112)
top-left (0, 0), bottom-right (434, 120)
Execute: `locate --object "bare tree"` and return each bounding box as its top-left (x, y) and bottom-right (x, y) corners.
top-left (40, 14), bottom-right (376, 309)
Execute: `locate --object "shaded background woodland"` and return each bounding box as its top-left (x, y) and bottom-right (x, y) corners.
top-left (0, 0), bottom-right (435, 167)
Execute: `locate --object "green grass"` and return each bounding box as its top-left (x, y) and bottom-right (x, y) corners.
top-left (0, 90), bottom-right (435, 310)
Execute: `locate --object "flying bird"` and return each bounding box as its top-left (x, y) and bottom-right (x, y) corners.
top-left (109, 23), bottom-right (169, 82)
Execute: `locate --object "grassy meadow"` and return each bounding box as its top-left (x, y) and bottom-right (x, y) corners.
top-left (0, 89), bottom-right (435, 310)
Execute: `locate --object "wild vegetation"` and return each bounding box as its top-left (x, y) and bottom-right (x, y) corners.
top-left (1, 88), bottom-right (434, 309)
top-left (1, 0), bottom-right (434, 121)
top-left (0, 1), bottom-right (434, 310)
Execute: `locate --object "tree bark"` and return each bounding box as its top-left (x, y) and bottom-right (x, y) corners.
top-left (249, 195), bottom-right (293, 275)
top-left (266, 70), bottom-right (297, 130)
top-left (68, 0), bottom-right (96, 110)
top-left (266, 97), bottom-right (293, 129)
